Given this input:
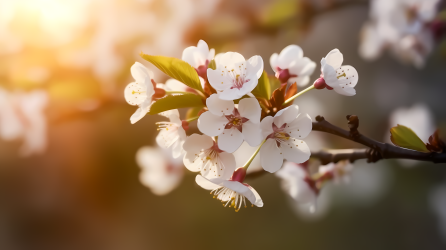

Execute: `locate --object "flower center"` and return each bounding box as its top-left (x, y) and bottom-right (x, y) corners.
top-left (193, 142), bottom-right (226, 177)
top-left (267, 122), bottom-right (291, 146)
top-left (223, 64), bottom-right (250, 90)
top-left (156, 122), bottom-right (180, 147)
top-left (210, 186), bottom-right (253, 212)
top-left (224, 108), bottom-right (248, 132)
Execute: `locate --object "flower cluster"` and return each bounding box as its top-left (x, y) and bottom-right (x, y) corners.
top-left (126, 40), bottom-right (359, 211)
top-left (359, 0), bottom-right (441, 68)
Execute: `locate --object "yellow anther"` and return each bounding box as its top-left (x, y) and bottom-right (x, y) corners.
top-left (337, 72), bottom-right (346, 79)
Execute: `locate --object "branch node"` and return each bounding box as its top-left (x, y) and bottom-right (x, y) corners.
top-left (346, 115), bottom-right (360, 139)
top-left (315, 115), bottom-right (325, 122)
top-left (366, 147), bottom-right (382, 163)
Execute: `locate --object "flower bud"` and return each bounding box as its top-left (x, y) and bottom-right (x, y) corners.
top-left (313, 77), bottom-right (326, 89)
top-left (275, 68), bottom-right (297, 84)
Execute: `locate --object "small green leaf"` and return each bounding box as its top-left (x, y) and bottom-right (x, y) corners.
top-left (390, 124), bottom-right (430, 152)
top-left (251, 71), bottom-right (271, 100)
top-left (148, 94), bottom-right (204, 115)
top-left (208, 59), bottom-right (216, 70)
top-left (269, 76), bottom-right (281, 95)
top-left (186, 106), bottom-right (203, 120)
top-left (140, 53), bottom-right (203, 92)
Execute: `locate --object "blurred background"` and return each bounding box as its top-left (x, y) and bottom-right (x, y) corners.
top-left (1, 0), bottom-right (446, 249)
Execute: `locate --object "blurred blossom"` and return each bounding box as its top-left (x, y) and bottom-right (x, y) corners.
top-left (387, 103), bottom-right (435, 167)
top-left (136, 146), bottom-right (184, 196)
top-left (319, 160), bottom-right (353, 185)
top-left (359, 0), bottom-right (440, 68)
top-left (430, 182), bottom-right (446, 242)
top-left (0, 88), bottom-right (48, 156)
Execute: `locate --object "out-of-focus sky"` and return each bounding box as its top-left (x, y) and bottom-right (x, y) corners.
top-left (0, 0), bottom-right (446, 249)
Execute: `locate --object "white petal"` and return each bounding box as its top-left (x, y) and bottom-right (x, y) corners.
top-left (165, 79), bottom-right (188, 92)
top-left (206, 94), bottom-right (234, 116)
top-left (324, 49), bottom-right (343, 69)
top-left (242, 121), bottom-right (262, 147)
top-left (156, 126), bottom-right (179, 149)
top-left (131, 62), bottom-right (153, 84)
top-left (238, 98), bottom-right (261, 124)
top-left (218, 128), bottom-right (244, 153)
top-left (260, 116), bottom-right (274, 138)
top-left (277, 45), bottom-right (303, 69)
top-left (218, 87), bottom-right (246, 101)
top-left (130, 100), bottom-right (152, 124)
top-left (183, 151), bottom-right (204, 172)
top-left (208, 48), bottom-right (216, 61)
top-left (218, 52), bottom-right (246, 67)
top-left (247, 55), bottom-right (264, 78)
top-left (248, 186), bottom-right (264, 207)
top-left (359, 22), bottom-right (384, 60)
top-left (124, 81), bottom-right (148, 106)
top-left (207, 68), bottom-right (233, 91)
top-left (270, 53), bottom-right (279, 72)
top-left (285, 113), bottom-right (312, 139)
top-left (182, 46), bottom-right (199, 68)
top-left (196, 40), bottom-right (210, 56)
top-left (197, 111), bottom-right (227, 136)
top-left (281, 139), bottom-right (311, 164)
top-left (288, 57), bottom-right (316, 77)
top-left (334, 86), bottom-right (356, 96)
top-left (260, 139), bottom-right (284, 173)
top-left (218, 152), bottom-right (237, 179)
top-left (289, 76), bottom-right (310, 87)
top-left (195, 175), bottom-right (222, 190)
top-left (222, 180), bottom-right (261, 206)
top-left (337, 65), bottom-right (359, 87)
top-left (273, 105), bottom-right (299, 128)
top-left (183, 134), bottom-right (214, 152)
top-left (171, 139), bottom-right (185, 158)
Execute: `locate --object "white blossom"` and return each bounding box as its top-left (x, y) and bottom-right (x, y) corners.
top-left (359, 0), bottom-right (440, 68)
top-left (182, 40), bottom-right (215, 69)
top-left (124, 62), bottom-right (155, 124)
top-left (207, 52), bottom-right (263, 100)
top-left (318, 160), bottom-right (354, 184)
top-left (196, 168), bottom-right (263, 212)
top-left (270, 45), bottom-right (316, 87)
top-left (183, 134), bottom-right (236, 179)
top-left (276, 162), bottom-right (318, 213)
top-left (136, 146), bottom-right (184, 196)
top-left (156, 109), bottom-right (187, 159)
top-left (320, 49), bottom-right (358, 96)
top-left (259, 105), bottom-right (312, 173)
top-left (0, 89), bottom-right (48, 156)
top-left (197, 94), bottom-right (262, 153)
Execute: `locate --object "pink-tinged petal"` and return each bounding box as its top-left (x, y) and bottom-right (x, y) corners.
top-left (337, 65), bottom-right (358, 87)
top-left (247, 55), bottom-right (264, 78)
top-left (260, 138), bottom-right (284, 173)
top-left (218, 52), bottom-right (246, 66)
top-left (218, 152), bottom-right (237, 179)
top-left (195, 175), bottom-right (222, 190)
top-left (207, 68), bottom-right (233, 90)
top-left (273, 105), bottom-right (299, 128)
top-left (238, 98), bottom-right (261, 123)
top-left (197, 111), bottom-right (227, 136)
top-left (270, 53), bottom-right (279, 72)
top-left (242, 121), bottom-right (262, 147)
top-left (131, 62), bottom-right (153, 84)
top-left (277, 45), bottom-right (303, 69)
top-left (218, 128), bottom-right (244, 153)
top-left (260, 116), bottom-right (274, 138)
top-left (206, 94), bottom-right (234, 116)
top-left (324, 49), bottom-right (343, 69)
top-left (183, 134), bottom-right (214, 152)
top-left (286, 113), bottom-right (312, 139)
top-left (281, 140), bottom-right (311, 164)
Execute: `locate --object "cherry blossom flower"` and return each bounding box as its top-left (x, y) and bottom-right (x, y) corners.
top-left (359, 0), bottom-right (440, 68)
top-left (182, 40), bottom-right (215, 80)
top-left (276, 162), bottom-right (319, 213)
top-left (0, 89), bottom-right (48, 156)
top-left (196, 168), bottom-right (263, 212)
top-left (270, 45), bottom-right (316, 87)
top-left (318, 160), bottom-right (353, 184)
top-left (183, 134), bottom-right (236, 179)
top-left (259, 105), bottom-right (312, 173)
top-left (207, 52), bottom-right (263, 100)
top-left (315, 49), bottom-right (358, 96)
top-left (124, 62), bottom-right (155, 124)
top-left (156, 109), bottom-right (187, 159)
top-left (136, 146), bottom-right (184, 196)
top-left (197, 94), bottom-right (262, 153)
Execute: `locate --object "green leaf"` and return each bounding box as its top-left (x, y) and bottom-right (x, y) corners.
top-left (390, 125), bottom-right (429, 152)
top-left (148, 94), bottom-right (205, 115)
top-left (140, 53), bottom-right (203, 92)
top-left (269, 76), bottom-right (281, 95)
top-left (208, 59), bottom-right (216, 70)
top-left (186, 106), bottom-right (203, 120)
top-left (251, 71), bottom-right (271, 100)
